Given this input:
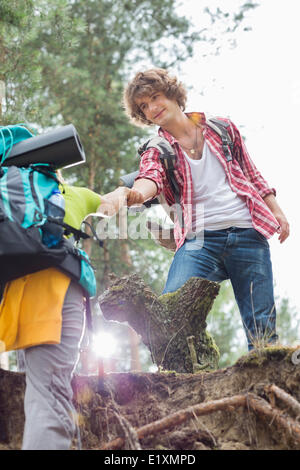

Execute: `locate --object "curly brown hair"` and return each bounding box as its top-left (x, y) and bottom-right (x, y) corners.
top-left (123, 68), bottom-right (187, 127)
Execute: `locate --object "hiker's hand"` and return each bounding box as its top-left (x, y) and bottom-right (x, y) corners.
top-left (97, 201), bottom-right (117, 217)
top-left (274, 211), bottom-right (290, 244)
top-left (100, 187), bottom-right (144, 213)
top-left (112, 187), bottom-right (144, 208)
top-left (125, 188), bottom-right (145, 207)
top-left (262, 194), bottom-right (289, 244)
top-left (146, 220), bottom-right (177, 252)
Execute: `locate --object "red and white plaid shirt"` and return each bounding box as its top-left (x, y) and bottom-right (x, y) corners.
top-left (136, 112), bottom-right (280, 251)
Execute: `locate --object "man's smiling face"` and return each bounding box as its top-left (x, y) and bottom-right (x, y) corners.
top-left (135, 92), bottom-right (180, 127)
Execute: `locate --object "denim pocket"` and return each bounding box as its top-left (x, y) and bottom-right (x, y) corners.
top-left (184, 236), bottom-right (204, 251)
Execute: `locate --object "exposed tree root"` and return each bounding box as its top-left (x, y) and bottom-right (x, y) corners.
top-left (247, 393), bottom-right (300, 444)
top-left (106, 383), bottom-right (142, 451)
top-left (100, 394), bottom-right (246, 450)
top-left (100, 388), bottom-right (300, 450)
top-left (264, 384), bottom-right (300, 419)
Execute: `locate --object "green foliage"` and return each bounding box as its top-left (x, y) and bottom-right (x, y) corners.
top-left (0, 0), bottom-right (34, 27)
top-left (0, 0), bottom-right (85, 124)
top-left (276, 296), bottom-right (300, 346)
top-left (204, 0), bottom-right (259, 32)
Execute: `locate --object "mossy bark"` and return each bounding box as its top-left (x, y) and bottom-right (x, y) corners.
top-left (98, 274), bottom-right (220, 373)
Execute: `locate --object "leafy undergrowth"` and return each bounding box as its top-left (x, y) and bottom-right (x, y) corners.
top-left (1, 346), bottom-right (300, 450)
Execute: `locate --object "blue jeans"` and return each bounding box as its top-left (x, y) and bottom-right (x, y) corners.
top-left (163, 227), bottom-right (278, 350)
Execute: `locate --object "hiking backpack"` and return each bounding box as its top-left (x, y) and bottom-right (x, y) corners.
top-left (0, 124), bottom-right (97, 308)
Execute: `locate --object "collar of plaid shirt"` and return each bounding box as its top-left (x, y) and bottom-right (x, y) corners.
top-left (142, 112), bottom-right (280, 250)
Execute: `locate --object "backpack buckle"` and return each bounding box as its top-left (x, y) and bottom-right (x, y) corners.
top-left (222, 144), bottom-right (233, 162)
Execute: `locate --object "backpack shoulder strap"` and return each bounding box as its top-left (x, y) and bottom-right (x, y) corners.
top-left (138, 136), bottom-right (179, 192)
top-left (206, 118), bottom-right (234, 162)
top-left (139, 137), bottom-right (182, 222)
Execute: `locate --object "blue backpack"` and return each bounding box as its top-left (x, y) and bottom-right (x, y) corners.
top-left (0, 124), bottom-right (97, 303)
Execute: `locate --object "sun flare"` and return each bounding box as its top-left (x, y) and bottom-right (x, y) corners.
top-left (92, 332), bottom-right (117, 358)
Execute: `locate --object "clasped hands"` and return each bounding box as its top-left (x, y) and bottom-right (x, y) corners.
top-left (97, 187), bottom-right (145, 217)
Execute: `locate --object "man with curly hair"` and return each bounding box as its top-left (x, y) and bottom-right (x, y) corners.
top-left (111, 68), bottom-right (289, 351)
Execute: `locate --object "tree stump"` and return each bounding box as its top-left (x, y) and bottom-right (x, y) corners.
top-left (98, 274), bottom-right (220, 373)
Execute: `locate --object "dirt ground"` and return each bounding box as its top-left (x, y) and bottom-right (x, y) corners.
top-left (1, 346), bottom-right (300, 450)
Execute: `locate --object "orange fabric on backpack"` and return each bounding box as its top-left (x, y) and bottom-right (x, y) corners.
top-left (0, 268), bottom-right (71, 352)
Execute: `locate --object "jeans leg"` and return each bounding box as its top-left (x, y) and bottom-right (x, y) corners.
top-left (163, 232), bottom-right (228, 294)
top-left (22, 281), bottom-right (85, 450)
top-left (224, 228), bottom-right (278, 350)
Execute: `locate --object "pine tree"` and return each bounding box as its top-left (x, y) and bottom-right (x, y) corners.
top-left (0, 0), bottom-right (85, 124)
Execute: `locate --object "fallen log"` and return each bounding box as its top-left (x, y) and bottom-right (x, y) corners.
top-left (99, 274), bottom-right (220, 373)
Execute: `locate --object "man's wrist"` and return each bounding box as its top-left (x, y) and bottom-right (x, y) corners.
top-left (132, 178), bottom-right (157, 201)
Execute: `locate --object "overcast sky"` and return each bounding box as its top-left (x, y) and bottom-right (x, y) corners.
top-left (173, 0), bottom-right (300, 324)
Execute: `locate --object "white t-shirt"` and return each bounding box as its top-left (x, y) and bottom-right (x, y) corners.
top-left (184, 142), bottom-right (253, 233)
